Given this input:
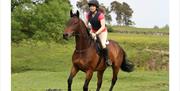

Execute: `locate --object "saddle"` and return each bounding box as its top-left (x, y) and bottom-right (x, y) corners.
top-left (95, 37), bottom-right (109, 55)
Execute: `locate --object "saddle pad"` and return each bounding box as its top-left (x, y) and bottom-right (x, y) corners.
top-left (105, 40), bottom-right (109, 45)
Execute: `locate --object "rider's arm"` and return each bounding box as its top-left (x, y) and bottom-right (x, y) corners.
top-left (95, 13), bottom-right (106, 35)
top-left (85, 17), bottom-right (89, 28)
top-left (85, 13), bottom-right (93, 33)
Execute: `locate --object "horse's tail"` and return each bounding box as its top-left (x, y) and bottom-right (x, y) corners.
top-left (120, 50), bottom-right (134, 72)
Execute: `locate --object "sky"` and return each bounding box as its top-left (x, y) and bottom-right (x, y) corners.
top-left (69, 0), bottom-right (169, 28)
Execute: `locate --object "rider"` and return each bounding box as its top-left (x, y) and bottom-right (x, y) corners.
top-left (85, 0), bottom-right (112, 66)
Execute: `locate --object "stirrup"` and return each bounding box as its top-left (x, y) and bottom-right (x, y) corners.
top-left (105, 59), bottom-right (112, 66)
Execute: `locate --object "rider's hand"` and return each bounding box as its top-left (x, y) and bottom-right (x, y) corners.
top-left (91, 33), bottom-right (96, 38)
top-left (91, 33), bottom-right (96, 40)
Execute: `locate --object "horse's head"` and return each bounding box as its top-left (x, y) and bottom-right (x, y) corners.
top-left (63, 10), bottom-right (80, 40)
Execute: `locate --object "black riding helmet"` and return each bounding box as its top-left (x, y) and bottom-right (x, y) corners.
top-left (88, 0), bottom-right (99, 8)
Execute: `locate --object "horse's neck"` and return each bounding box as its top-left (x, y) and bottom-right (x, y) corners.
top-left (75, 35), bottom-right (89, 50)
top-left (75, 21), bottom-right (92, 50)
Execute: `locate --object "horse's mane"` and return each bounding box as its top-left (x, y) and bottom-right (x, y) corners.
top-left (78, 18), bottom-right (91, 37)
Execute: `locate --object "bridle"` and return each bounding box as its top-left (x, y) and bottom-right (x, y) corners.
top-left (69, 16), bottom-right (94, 53)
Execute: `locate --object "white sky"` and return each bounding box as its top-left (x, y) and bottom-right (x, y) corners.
top-left (70, 0), bottom-right (169, 28)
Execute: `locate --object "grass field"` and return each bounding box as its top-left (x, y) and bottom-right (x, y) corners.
top-left (12, 70), bottom-right (168, 91)
top-left (12, 28), bottom-right (169, 91)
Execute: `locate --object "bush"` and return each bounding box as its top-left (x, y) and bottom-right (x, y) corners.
top-left (107, 25), bottom-right (114, 32)
top-left (153, 25), bottom-right (159, 29)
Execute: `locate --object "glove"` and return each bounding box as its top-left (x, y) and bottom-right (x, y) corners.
top-left (91, 33), bottom-right (97, 40)
top-left (91, 33), bottom-right (96, 38)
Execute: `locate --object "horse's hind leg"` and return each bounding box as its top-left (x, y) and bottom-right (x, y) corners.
top-left (109, 66), bottom-right (119, 91)
top-left (96, 70), bottom-right (105, 91)
top-left (67, 66), bottom-right (79, 91)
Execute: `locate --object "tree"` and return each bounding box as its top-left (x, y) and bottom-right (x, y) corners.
top-left (11, 0), bottom-right (32, 12)
top-left (111, 1), bottom-right (123, 25)
top-left (162, 24), bottom-right (169, 29)
top-left (76, 0), bottom-right (88, 12)
top-left (111, 1), bottom-right (134, 26)
top-left (11, 0), bottom-right (71, 42)
top-left (122, 2), bottom-right (133, 26)
top-left (153, 25), bottom-right (159, 29)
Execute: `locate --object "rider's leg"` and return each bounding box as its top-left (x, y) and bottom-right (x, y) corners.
top-left (98, 31), bottom-right (112, 66)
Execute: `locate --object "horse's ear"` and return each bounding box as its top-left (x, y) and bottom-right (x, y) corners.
top-left (76, 10), bottom-right (79, 18)
top-left (70, 10), bottom-right (73, 17)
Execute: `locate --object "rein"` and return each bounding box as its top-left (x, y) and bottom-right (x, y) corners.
top-left (75, 45), bottom-right (91, 53)
top-left (74, 19), bottom-right (94, 53)
top-left (74, 28), bottom-right (94, 53)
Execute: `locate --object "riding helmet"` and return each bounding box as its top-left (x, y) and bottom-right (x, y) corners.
top-left (88, 0), bottom-right (99, 8)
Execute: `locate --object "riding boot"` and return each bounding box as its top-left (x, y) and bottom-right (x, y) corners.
top-left (103, 48), bottom-right (112, 66)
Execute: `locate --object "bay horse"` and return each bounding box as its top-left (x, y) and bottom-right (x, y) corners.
top-left (63, 10), bottom-right (134, 91)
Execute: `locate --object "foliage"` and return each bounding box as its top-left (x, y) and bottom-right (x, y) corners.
top-left (76, 0), bottom-right (88, 12)
top-left (111, 1), bottom-right (134, 26)
top-left (11, 0), bottom-right (71, 42)
top-left (162, 24), bottom-right (169, 30)
top-left (107, 25), bottom-right (114, 32)
top-left (153, 25), bottom-right (159, 29)
top-left (11, 0), bottom-right (32, 12)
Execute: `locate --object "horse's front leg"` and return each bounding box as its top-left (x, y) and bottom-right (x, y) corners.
top-left (96, 70), bottom-right (105, 91)
top-left (83, 70), bottom-right (93, 91)
top-left (67, 66), bottom-right (79, 91)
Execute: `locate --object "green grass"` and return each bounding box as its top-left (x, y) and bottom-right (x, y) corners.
top-left (12, 33), bottom-right (169, 73)
top-left (12, 31), bottom-right (169, 91)
top-left (12, 70), bottom-right (168, 91)
top-left (12, 41), bottom-right (74, 73)
top-left (112, 26), bottom-right (169, 33)
top-left (109, 33), bottom-right (169, 50)
top-left (108, 33), bottom-right (169, 70)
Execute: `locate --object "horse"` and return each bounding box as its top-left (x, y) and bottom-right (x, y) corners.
top-left (63, 10), bottom-right (134, 91)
